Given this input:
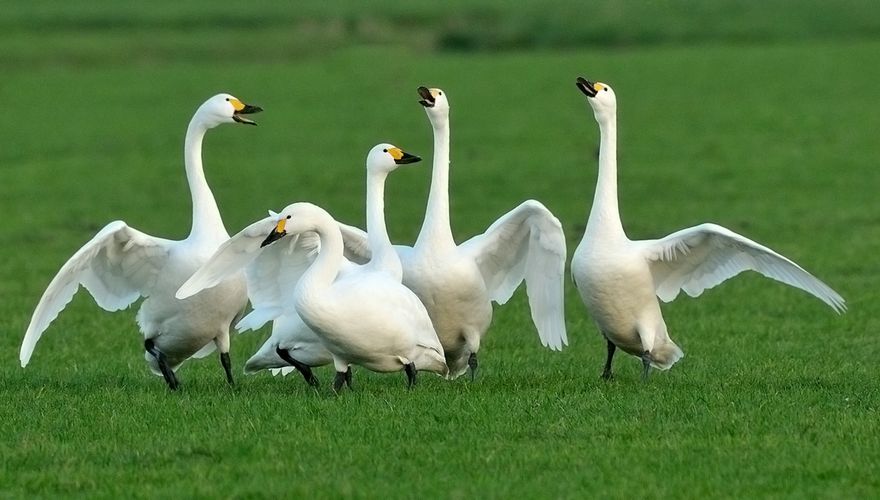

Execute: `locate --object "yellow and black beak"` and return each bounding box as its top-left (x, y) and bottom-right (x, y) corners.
top-left (575, 77), bottom-right (599, 98)
top-left (388, 147), bottom-right (421, 165)
top-left (417, 86), bottom-right (436, 108)
top-left (230, 98), bottom-right (263, 126)
top-left (260, 216), bottom-right (289, 247)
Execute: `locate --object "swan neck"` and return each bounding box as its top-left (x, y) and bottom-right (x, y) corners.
top-left (184, 118), bottom-right (227, 242)
top-left (300, 218), bottom-right (345, 291)
top-left (416, 119), bottom-right (455, 248)
top-left (365, 170), bottom-right (401, 277)
top-left (587, 114), bottom-right (625, 239)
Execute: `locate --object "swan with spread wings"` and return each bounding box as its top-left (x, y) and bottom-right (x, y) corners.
top-left (339, 87), bottom-right (568, 380)
top-left (570, 77), bottom-right (845, 380)
top-left (20, 94), bottom-right (262, 390)
top-left (177, 146), bottom-right (448, 391)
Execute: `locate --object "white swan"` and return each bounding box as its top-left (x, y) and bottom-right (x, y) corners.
top-left (20, 94), bottom-right (262, 390)
top-left (235, 144), bottom-right (423, 387)
top-left (178, 154), bottom-right (447, 391)
top-left (570, 77), bottom-right (846, 379)
top-left (398, 87), bottom-right (568, 379)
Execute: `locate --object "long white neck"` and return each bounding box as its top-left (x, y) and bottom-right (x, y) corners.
top-left (365, 170), bottom-right (402, 279)
top-left (415, 117), bottom-right (455, 250)
top-left (585, 112), bottom-right (626, 240)
top-left (184, 118), bottom-right (228, 243)
top-left (298, 215), bottom-right (345, 294)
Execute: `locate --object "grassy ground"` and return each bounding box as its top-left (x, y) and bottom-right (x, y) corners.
top-left (1, 3), bottom-right (879, 498)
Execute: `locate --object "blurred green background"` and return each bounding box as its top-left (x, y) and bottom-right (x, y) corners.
top-left (1, 1), bottom-right (878, 498)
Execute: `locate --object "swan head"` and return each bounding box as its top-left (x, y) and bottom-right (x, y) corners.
top-left (417, 86), bottom-right (449, 122)
top-left (576, 77), bottom-right (616, 120)
top-left (261, 203), bottom-right (332, 247)
top-left (367, 143), bottom-right (421, 174)
top-left (196, 93), bottom-right (263, 129)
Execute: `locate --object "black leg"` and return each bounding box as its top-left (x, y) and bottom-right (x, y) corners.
top-left (404, 362), bottom-right (417, 389)
top-left (333, 370), bottom-right (348, 393)
top-left (601, 339), bottom-right (616, 380)
top-left (276, 347), bottom-right (319, 387)
top-left (145, 339), bottom-right (179, 391)
top-left (641, 351), bottom-right (651, 381)
top-left (468, 352), bottom-right (479, 381)
top-left (220, 351), bottom-right (234, 386)
top-left (344, 366), bottom-right (353, 388)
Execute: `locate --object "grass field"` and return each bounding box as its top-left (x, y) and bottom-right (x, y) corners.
top-left (1, 2), bottom-right (879, 498)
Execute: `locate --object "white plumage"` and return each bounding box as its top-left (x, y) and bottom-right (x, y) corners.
top-left (403, 87), bottom-right (568, 378)
top-left (20, 94), bottom-right (261, 389)
top-left (238, 144), bottom-right (425, 386)
top-left (178, 146), bottom-right (448, 390)
top-left (341, 88), bottom-right (569, 379)
top-left (570, 77), bottom-right (845, 379)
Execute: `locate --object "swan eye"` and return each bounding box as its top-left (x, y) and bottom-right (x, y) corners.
top-left (604, 88), bottom-right (608, 92)
top-left (286, 215), bottom-right (291, 219)
top-left (383, 149), bottom-right (388, 153)
top-left (438, 92), bottom-right (443, 95)
top-left (225, 98), bottom-right (230, 101)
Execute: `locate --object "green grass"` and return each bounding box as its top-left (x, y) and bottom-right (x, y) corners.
top-left (1, 4), bottom-right (879, 497)
top-left (4, 0), bottom-right (880, 67)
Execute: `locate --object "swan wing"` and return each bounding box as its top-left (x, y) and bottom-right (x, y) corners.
top-left (459, 200), bottom-right (568, 350)
top-left (21, 221), bottom-right (172, 366)
top-left (176, 216), bottom-right (278, 299)
top-left (191, 342), bottom-right (217, 358)
top-left (643, 223), bottom-right (846, 313)
top-left (337, 222), bottom-right (372, 265)
top-left (270, 367), bottom-right (297, 376)
top-left (177, 216), bottom-right (320, 318)
top-left (244, 230), bottom-right (320, 318)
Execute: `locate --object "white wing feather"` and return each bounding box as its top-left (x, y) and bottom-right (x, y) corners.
top-left (270, 367), bottom-right (297, 376)
top-left (241, 231), bottom-right (319, 322)
top-left (176, 217), bottom-right (278, 299)
top-left (643, 223), bottom-right (846, 313)
top-left (177, 214), bottom-right (322, 332)
top-left (21, 221), bottom-right (172, 367)
top-left (459, 200), bottom-right (568, 350)
top-left (337, 222), bottom-right (372, 265)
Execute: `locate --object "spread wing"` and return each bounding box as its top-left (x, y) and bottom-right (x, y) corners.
top-left (240, 230), bottom-right (320, 329)
top-left (176, 216), bottom-right (279, 299)
top-left (176, 215), bottom-right (321, 331)
top-left (21, 221), bottom-right (173, 366)
top-left (459, 200), bottom-right (568, 350)
top-left (337, 222), bottom-right (371, 265)
top-left (643, 223), bottom-right (846, 313)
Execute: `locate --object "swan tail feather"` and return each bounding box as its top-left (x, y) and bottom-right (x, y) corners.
top-left (650, 341), bottom-right (684, 370)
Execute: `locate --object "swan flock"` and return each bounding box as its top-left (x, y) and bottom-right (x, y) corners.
top-left (20, 79), bottom-right (845, 390)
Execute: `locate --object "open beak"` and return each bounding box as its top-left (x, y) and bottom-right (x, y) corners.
top-left (576, 77), bottom-right (598, 98)
top-left (233, 103), bottom-right (263, 126)
top-left (417, 86), bottom-right (436, 108)
top-left (260, 216), bottom-right (289, 247)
